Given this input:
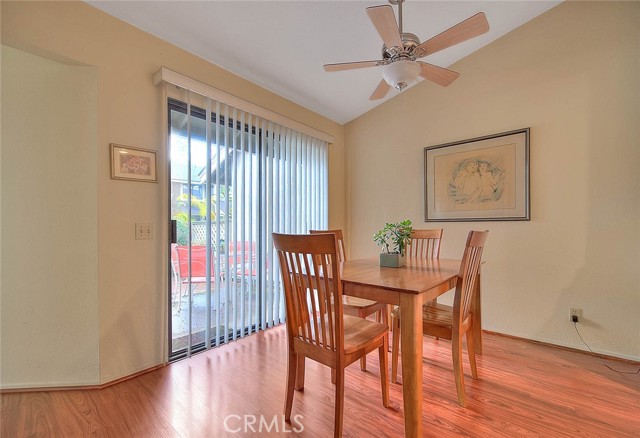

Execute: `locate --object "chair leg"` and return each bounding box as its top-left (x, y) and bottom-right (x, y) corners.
top-left (379, 335), bottom-right (390, 407)
top-left (466, 329), bottom-right (478, 380)
top-left (359, 309), bottom-right (367, 371)
top-left (381, 305), bottom-right (389, 327)
top-left (284, 351), bottom-right (297, 420)
top-left (391, 315), bottom-right (400, 384)
top-left (452, 333), bottom-right (467, 407)
top-left (333, 366), bottom-right (345, 438)
top-left (176, 283), bottom-right (183, 312)
top-left (295, 355), bottom-right (305, 391)
top-left (331, 368), bottom-right (336, 384)
top-left (172, 274), bottom-right (178, 308)
top-left (387, 305), bottom-right (393, 351)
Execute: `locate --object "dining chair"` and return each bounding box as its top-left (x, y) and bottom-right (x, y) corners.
top-left (173, 245), bottom-right (221, 311)
top-left (407, 228), bottom-right (443, 259)
top-left (310, 229), bottom-right (388, 371)
top-left (391, 230), bottom-right (488, 407)
top-left (273, 232), bottom-right (389, 437)
top-left (408, 229), bottom-right (443, 311)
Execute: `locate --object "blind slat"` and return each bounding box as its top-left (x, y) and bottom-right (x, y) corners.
top-left (167, 88), bottom-right (327, 359)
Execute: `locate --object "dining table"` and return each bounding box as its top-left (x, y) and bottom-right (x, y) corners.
top-left (340, 256), bottom-right (483, 438)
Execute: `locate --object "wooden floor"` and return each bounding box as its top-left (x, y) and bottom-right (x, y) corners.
top-left (2, 327), bottom-right (639, 437)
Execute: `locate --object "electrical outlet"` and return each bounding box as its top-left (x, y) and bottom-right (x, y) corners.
top-left (570, 307), bottom-right (583, 323)
top-left (135, 223), bottom-right (154, 240)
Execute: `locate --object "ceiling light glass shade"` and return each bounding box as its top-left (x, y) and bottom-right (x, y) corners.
top-left (382, 60), bottom-right (421, 90)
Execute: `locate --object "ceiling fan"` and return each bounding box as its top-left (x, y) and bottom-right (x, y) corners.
top-left (323, 0), bottom-right (489, 100)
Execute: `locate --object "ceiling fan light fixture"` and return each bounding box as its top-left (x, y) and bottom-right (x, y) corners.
top-left (382, 60), bottom-right (420, 90)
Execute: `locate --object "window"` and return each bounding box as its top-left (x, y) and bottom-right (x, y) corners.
top-left (168, 96), bottom-right (328, 360)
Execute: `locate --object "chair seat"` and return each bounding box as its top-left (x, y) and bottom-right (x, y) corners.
top-left (338, 296), bottom-right (388, 373)
top-left (422, 303), bottom-right (454, 328)
top-left (182, 277), bottom-right (207, 284)
top-left (343, 314), bottom-right (388, 355)
top-left (181, 275), bottom-right (223, 284)
top-left (392, 302), bottom-right (453, 328)
top-left (343, 296), bottom-right (382, 311)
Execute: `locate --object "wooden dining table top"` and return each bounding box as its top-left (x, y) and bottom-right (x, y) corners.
top-left (340, 256), bottom-right (462, 294)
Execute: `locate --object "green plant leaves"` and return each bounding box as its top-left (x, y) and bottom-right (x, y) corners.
top-left (373, 220), bottom-right (413, 256)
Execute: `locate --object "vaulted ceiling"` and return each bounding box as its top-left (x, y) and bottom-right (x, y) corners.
top-left (88, 1), bottom-right (561, 124)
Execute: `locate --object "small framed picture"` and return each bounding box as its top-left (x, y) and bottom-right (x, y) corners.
top-left (110, 144), bottom-right (158, 183)
top-left (424, 128), bottom-right (530, 221)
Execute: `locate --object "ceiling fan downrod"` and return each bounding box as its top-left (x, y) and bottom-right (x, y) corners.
top-left (390, 0), bottom-right (404, 35)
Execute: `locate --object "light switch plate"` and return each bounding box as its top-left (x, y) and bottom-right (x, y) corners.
top-left (135, 223), bottom-right (154, 240)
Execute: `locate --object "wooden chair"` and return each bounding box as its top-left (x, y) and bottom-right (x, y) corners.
top-left (391, 230), bottom-right (488, 407)
top-left (407, 228), bottom-right (443, 259)
top-left (408, 229), bottom-right (443, 310)
top-left (310, 229), bottom-right (388, 371)
top-left (273, 233), bottom-right (389, 437)
top-left (172, 245), bottom-right (222, 311)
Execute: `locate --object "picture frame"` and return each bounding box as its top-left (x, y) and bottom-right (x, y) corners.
top-left (110, 143), bottom-right (158, 183)
top-left (424, 128), bottom-right (530, 222)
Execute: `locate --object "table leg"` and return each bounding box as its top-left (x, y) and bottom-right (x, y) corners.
top-left (400, 293), bottom-right (423, 438)
top-left (472, 270), bottom-right (483, 355)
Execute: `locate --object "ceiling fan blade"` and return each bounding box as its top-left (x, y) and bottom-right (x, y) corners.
top-left (415, 12), bottom-right (489, 58)
top-left (323, 61), bottom-right (381, 72)
top-left (370, 79), bottom-right (391, 100)
top-left (418, 62), bottom-right (460, 87)
top-left (366, 5), bottom-right (403, 49)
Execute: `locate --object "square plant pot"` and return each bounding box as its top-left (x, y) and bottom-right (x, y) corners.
top-left (380, 253), bottom-right (405, 268)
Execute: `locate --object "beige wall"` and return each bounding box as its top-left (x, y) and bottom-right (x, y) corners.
top-left (346, 1), bottom-right (639, 360)
top-left (1, 46), bottom-right (99, 387)
top-left (1, 1), bottom-right (345, 386)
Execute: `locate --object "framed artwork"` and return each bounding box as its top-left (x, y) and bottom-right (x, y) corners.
top-left (424, 128), bottom-right (530, 222)
top-left (110, 144), bottom-right (158, 183)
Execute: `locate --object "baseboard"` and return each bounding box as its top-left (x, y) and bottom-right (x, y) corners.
top-left (484, 330), bottom-right (640, 365)
top-left (0, 363), bottom-right (166, 394)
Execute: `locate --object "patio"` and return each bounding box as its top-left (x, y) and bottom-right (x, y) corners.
top-left (170, 276), bottom-right (281, 354)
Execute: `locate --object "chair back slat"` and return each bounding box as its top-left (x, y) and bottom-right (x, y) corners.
top-left (274, 233), bottom-right (343, 354)
top-left (453, 231), bottom-right (488, 324)
top-left (309, 229), bottom-right (346, 262)
top-left (407, 229), bottom-right (443, 259)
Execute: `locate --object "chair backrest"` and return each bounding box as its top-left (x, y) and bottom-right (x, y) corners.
top-left (273, 233), bottom-right (343, 357)
top-left (309, 229), bottom-right (346, 262)
top-left (407, 229), bottom-right (443, 259)
top-left (228, 241), bottom-right (257, 268)
top-left (171, 243), bottom-right (180, 274)
top-left (453, 230), bottom-right (488, 325)
top-left (175, 245), bottom-right (214, 278)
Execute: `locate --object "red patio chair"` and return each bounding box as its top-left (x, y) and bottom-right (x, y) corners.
top-left (172, 245), bottom-right (222, 311)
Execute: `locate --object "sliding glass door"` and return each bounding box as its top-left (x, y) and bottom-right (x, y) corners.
top-left (168, 96), bottom-right (327, 360)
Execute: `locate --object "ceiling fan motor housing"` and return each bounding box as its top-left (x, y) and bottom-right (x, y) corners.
top-left (382, 32), bottom-right (421, 61)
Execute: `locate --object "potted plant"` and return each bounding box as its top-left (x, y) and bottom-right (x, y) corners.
top-left (373, 220), bottom-right (413, 268)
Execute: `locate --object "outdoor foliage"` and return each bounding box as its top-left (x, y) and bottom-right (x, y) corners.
top-left (174, 213), bottom-right (190, 246)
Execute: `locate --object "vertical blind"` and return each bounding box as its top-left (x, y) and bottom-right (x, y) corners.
top-left (168, 87), bottom-right (328, 359)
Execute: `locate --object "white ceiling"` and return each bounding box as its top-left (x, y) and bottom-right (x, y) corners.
top-left (88, 1), bottom-right (561, 124)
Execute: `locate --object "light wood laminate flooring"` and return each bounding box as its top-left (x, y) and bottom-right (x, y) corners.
top-left (2, 327), bottom-right (639, 437)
